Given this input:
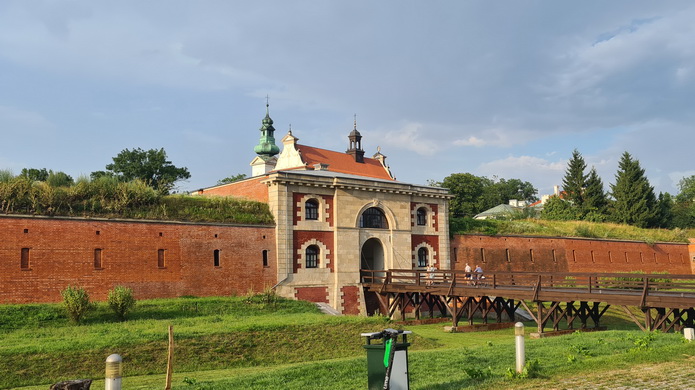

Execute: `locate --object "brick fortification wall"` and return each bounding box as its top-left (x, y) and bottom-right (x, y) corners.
top-left (194, 177), bottom-right (268, 203)
top-left (0, 216), bottom-right (276, 303)
top-left (451, 234), bottom-right (693, 275)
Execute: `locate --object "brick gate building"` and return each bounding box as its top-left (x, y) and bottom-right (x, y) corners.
top-left (197, 105), bottom-right (452, 314)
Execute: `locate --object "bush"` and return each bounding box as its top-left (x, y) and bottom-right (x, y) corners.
top-left (107, 286), bottom-right (137, 321)
top-left (61, 286), bottom-right (91, 324)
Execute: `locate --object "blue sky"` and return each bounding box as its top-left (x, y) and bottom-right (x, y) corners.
top-left (1, 1), bottom-right (694, 197)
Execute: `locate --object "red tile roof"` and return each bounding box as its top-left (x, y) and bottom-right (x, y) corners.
top-left (292, 144), bottom-right (394, 181)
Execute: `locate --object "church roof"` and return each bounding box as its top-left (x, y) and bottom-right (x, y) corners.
top-left (290, 144), bottom-right (394, 181)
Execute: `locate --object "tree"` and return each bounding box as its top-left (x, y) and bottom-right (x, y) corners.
top-left (493, 178), bottom-right (538, 204)
top-left (655, 192), bottom-right (674, 228)
top-left (96, 148), bottom-right (191, 194)
top-left (672, 175), bottom-right (695, 228)
top-left (583, 167), bottom-right (608, 217)
top-left (46, 171), bottom-right (74, 187)
top-left (609, 152), bottom-right (657, 228)
top-left (440, 173), bottom-right (538, 218)
top-left (561, 149), bottom-right (588, 212)
top-left (440, 173), bottom-right (486, 217)
top-left (217, 173), bottom-right (247, 186)
top-left (20, 168), bottom-right (49, 182)
top-left (541, 196), bottom-right (579, 220)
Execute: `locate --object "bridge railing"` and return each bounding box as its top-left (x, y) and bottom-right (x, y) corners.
top-left (360, 269), bottom-right (695, 295)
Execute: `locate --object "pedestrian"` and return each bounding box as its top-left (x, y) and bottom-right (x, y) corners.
top-left (464, 263), bottom-right (472, 280)
top-left (473, 264), bottom-right (483, 285)
top-left (427, 263), bottom-right (437, 286)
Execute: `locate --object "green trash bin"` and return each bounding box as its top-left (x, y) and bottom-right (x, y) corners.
top-left (361, 329), bottom-right (411, 390)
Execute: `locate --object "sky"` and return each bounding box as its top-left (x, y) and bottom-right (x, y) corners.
top-left (1, 1), bottom-right (694, 198)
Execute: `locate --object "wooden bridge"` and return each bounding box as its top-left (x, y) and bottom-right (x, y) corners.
top-left (360, 269), bottom-right (695, 334)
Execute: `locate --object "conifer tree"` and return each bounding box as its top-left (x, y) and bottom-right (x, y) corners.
top-left (583, 167), bottom-right (608, 219)
top-left (561, 149), bottom-right (587, 213)
top-left (609, 152), bottom-right (657, 228)
top-left (655, 192), bottom-right (674, 228)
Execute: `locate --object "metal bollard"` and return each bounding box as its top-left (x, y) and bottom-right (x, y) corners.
top-left (105, 354), bottom-right (122, 390)
top-left (515, 322), bottom-right (525, 373)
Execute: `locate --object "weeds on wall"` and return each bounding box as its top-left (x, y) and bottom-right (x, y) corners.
top-left (0, 176), bottom-right (274, 224)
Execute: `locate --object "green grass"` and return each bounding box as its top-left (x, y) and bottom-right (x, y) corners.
top-left (451, 217), bottom-right (692, 243)
top-left (3, 297), bottom-right (695, 390)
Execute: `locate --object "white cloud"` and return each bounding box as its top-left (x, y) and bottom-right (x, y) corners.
top-left (369, 122), bottom-right (439, 156)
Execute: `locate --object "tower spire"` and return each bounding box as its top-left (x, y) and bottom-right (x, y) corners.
top-left (253, 98), bottom-right (280, 160)
top-left (346, 114), bottom-right (365, 163)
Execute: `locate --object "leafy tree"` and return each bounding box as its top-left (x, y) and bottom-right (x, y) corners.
top-left (672, 175), bottom-right (695, 228)
top-left (217, 173), bottom-right (247, 186)
top-left (561, 149), bottom-right (587, 211)
top-left (676, 175), bottom-right (695, 203)
top-left (96, 148), bottom-right (191, 194)
top-left (440, 173), bottom-right (538, 218)
top-left (541, 196), bottom-right (578, 220)
top-left (493, 178), bottom-right (538, 204)
top-left (20, 168), bottom-right (49, 182)
top-left (46, 171), bottom-right (74, 187)
top-left (441, 173), bottom-right (487, 217)
top-left (609, 152), bottom-right (657, 228)
top-left (583, 167), bottom-right (608, 216)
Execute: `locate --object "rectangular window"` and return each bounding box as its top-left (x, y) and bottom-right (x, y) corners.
top-left (480, 248), bottom-right (486, 263)
top-left (158, 249), bottom-right (166, 268)
top-left (21, 248), bottom-right (30, 270)
top-left (529, 249), bottom-right (534, 262)
top-left (262, 250), bottom-right (269, 267)
top-left (505, 248), bottom-right (511, 262)
top-left (94, 248), bottom-right (103, 269)
top-left (552, 249), bottom-right (557, 263)
top-left (453, 247), bottom-right (458, 263)
top-left (214, 249), bottom-right (220, 267)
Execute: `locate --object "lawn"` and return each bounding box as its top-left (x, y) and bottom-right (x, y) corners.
top-left (3, 295), bottom-right (694, 390)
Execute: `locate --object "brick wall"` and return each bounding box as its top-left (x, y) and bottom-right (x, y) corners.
top-left (292, 230), bottom-right (334, 272)
top-left (451, 234), bottom-right (693, 275)
top-left (196, 177), bottom-right (268, 203)
top-left (412, 234), bottom-right (440, 267)
top-left (295, 286), bottom-right (328, 303)
top-left (0, 216), bottom-right (276, 303)
top-left (340, 285), bottom-right (360, 315)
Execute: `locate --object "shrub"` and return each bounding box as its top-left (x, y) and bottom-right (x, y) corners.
top-left (61, 286), bottom-right (91, 324)
top-left (107, 286), bottom-right (137, 321)
top-left (505, 359), bottom-right (542, 379)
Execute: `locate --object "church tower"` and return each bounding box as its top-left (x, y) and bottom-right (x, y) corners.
top-left (250, 101), bottom-right (280, 176)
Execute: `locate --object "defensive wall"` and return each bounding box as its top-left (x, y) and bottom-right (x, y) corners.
top-left (451, 234), bottom-right (695, 275)
top-left (3, 216), bottom-right (695, 305)
top-left (0, 215), bottom-right (276, 304)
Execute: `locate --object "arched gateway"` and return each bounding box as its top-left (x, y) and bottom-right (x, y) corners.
top-left (361, 237), bottom-right (385, 273)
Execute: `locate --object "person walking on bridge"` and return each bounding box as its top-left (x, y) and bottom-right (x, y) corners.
top-left (473, 264), bottom-right (483, 286)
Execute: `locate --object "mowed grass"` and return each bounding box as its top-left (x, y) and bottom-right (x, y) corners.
top-left (3, 296), bottom-right (695, 390)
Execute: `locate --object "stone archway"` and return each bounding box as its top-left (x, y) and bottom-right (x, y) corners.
top-left (361, 237), bottom-right (385, 316)
top-left (361, 237), bottom-right (385, 273)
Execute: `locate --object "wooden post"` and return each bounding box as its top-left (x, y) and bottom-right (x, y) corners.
top-left (165, 325), bottom-right (174, 390)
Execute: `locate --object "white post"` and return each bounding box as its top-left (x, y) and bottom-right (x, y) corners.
top-left (105, 354), bottom-right (122, 390)
top-left (515, 322), bottom-right (525, 373)
top-left (684, 328), bottom-right (694, 341)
